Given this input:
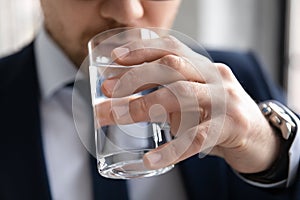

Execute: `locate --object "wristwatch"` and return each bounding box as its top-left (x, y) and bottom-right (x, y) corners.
top-left (259, 101), bottom-right (296, 140)
top-left (240, 100), bottom-right (297, 184)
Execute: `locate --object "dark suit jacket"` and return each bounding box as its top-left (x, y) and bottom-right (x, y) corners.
top-left (0, 42), bottom-right (298, 200)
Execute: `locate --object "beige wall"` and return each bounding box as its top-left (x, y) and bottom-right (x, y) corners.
top-left (0, 0), bottom-right (41, 57)
top-left (173, 0), bottom-right (281, 83)
top-left (287, 0), bottom-right (300, 112)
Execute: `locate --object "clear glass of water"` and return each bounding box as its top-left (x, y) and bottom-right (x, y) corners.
top-left (88, 28), bottom-right (174, 179)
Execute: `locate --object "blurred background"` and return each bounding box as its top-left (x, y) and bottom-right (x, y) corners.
top-left (0, 0), bottom-right (299, 112)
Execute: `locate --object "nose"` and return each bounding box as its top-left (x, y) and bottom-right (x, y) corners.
top-left (100, 0), bottom-right (144, 25)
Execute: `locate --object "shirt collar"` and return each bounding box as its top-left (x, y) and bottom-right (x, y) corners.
top-left (34, 26), bottom-right (78, 99)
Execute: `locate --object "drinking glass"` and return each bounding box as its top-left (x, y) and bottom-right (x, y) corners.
top-left (88, 28), bottom-right (174, 179)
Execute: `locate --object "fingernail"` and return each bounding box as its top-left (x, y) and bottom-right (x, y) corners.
top-left (113, 47), bottom-right (130, 58)
top-left (146, 153), bottom-right (161, 165)
top-left (103, 79), bottom-right (118, 96)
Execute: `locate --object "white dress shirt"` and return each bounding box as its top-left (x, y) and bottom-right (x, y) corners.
top-left (35, 27), bottom-right (93, 200)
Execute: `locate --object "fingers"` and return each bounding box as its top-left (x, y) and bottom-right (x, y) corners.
top-left (94, 95), bottom-right (140, 127)
top-left (143, 122), bottom-right (210, 169)
top-left (111, 35), bottom-right (216, 84)
top-left (111, 35), bottom-right (195, 65)
top-left (143, 116), bottom-right (228, 170)
top-left (102, 55), bottom-right (211, 98)
top-left (96, 81), bottom-right (210, 126)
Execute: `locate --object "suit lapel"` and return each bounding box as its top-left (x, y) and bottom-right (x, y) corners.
top-left (0, 43), bottom-right (52, 199)
top-left (0, 42), bottom-right (129, 200)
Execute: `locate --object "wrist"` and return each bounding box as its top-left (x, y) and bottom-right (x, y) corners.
top-left (240, 131), bottom-right (289, 184)
top-left (240, 100), bottom-right (296, 184)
